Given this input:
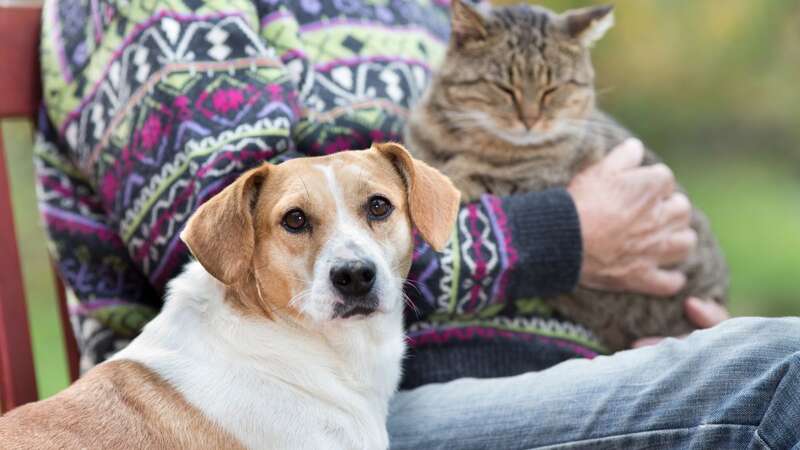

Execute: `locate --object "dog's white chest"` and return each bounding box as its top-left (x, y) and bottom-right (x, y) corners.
top-left (113, 266), bottom-right (405, 450)
top-left (164, 355), bottom-right (393, 450)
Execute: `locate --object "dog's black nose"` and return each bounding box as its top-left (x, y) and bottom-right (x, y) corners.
top-left (330, 260), bottom-right (376, 298)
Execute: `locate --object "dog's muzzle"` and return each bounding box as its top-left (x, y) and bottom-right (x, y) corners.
top-left (330, 259), bottom-right (379, 318)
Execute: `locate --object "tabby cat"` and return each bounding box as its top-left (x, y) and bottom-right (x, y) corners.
top-left (404, 0), bottom-right (729, 351)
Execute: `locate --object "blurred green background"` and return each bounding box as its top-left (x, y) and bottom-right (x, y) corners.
top-left (2, 0), bottom-right (799, 398)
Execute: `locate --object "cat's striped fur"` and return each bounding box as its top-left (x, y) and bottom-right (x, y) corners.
top-left (405, 1), bottom-right (728, 350)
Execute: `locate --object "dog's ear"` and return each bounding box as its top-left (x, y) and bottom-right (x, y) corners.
top-left (180, 165), bottom-right (269, 284)
top-left (373, 142), bottom-right (461, 251)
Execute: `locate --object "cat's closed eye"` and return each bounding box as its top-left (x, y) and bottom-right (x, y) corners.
top-left (491, 83), bottom-right (517, 102)
top-left (446, 85), bottom-right (495, 105)
top-left (540, 87), bottom-right (558, 104)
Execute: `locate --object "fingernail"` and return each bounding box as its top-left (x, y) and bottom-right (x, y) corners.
top-left (633, 337), bottom-right (663, 348)
top-left (687, 297), bottom-right (717, 318)
top-left (625, 138), bottom-right (643, 149)
top-left (663, 273), bottom-right (687, 296)
top-left (676, 273), bottom-right (688, 290)
top-left (688, 296), bottom-right (710, 310)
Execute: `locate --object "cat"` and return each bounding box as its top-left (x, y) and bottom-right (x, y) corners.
top-left (404, 0), bottom-right (729, 351)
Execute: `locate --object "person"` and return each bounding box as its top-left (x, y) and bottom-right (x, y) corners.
top-left (35, 0), bottom-right (798, 448)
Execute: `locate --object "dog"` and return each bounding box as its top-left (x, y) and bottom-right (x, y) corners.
top-left (0, 143), bottom-right (460, 449)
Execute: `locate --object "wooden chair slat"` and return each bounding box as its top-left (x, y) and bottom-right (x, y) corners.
top-left (0, 5), bottom-right (79, 412)
top-left (0, 126), bottom-right (39, 412)
top-left (0, 7), bottom-right (42, 119)
top-left (54, 268), bottom-right (80, 382)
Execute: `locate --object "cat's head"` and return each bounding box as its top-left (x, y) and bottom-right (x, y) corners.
top-left (433, 0), bottom-right (614, 146)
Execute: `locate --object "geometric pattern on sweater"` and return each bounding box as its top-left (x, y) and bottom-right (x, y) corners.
top-left (35, 0), bottom-right (600, 374)
top-left (406, 314), bottom-right (604, 353)
top-left (410, 195), bottom-right (521, 317)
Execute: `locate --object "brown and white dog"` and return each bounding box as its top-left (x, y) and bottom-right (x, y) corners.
top-left (0, 143), bottom-right (460, 449)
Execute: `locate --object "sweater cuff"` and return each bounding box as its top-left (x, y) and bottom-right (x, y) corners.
top-left (503, 188), bottom-right (582, 298)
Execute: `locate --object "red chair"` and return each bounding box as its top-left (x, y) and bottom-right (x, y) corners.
top-left (0, 4), bottom-right (80, 413)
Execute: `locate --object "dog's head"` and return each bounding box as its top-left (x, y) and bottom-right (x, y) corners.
top-left (180, 143), bottom-right (460, 323)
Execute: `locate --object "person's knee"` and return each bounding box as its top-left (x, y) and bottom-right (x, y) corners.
top-left (712, 317), bottom-right (800, 355)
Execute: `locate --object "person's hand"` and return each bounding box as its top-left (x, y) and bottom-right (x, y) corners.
top-left (567, 138), bottom-right (697, 296)
top-left (632, 297), bottom-right (730, 348)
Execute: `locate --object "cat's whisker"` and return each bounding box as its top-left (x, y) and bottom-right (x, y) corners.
top-left (594, 86), bottom-right (616, 97)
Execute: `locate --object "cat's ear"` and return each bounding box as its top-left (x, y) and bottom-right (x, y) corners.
top-left (561, 5), bottom-right (614, 47)
top-left (450, 0), bottom-right (488, 46)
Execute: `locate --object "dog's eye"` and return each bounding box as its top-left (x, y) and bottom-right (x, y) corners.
top-left (282, 209), bottom-right (308, 233)
top-left (367, 196), bottom-right (393, 221)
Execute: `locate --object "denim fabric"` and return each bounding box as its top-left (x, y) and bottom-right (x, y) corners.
top-left (388, 317), bottom-right (800, 449)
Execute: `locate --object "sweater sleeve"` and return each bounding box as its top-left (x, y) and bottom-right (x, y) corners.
top-left (406, 188), bottom-right (582, 323)
top-left (38, 0), bottom-right (300, 368)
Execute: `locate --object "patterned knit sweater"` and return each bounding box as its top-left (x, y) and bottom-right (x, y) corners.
top-left (35, 0), bottom-right (601, 388)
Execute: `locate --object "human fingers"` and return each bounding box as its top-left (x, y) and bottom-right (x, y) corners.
top-left (628, 266), bottom-right (687, 297)
top-left (631, 336), bottom-right (665, 348)
top-left (600, 138), bottom-right (645, 172)
top-left (625, 163), bottom-right (676, 198)
top-left (655, 228), bottom-right (697, 266)
top-left (660, 193), bottom-right (692, 228)
top-left (685, 297), bottom-right (730, 329)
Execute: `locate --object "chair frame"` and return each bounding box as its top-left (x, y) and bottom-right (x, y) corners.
top-left (0, 4), bottom-right (79, 413)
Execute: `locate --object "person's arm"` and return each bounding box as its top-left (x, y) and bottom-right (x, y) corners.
top-left (406, 139), bottom-right (697, 323)
top-left (406, 187), bottom-right (580, 321)
top-left (37, 0), bottom-right (300, 368)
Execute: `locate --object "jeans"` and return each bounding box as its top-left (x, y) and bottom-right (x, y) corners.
top-left (388, 318), bottom-right (800, 449)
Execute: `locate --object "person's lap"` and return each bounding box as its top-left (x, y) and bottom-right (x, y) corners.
top-left (389, 317), bottom-right (800, 449)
